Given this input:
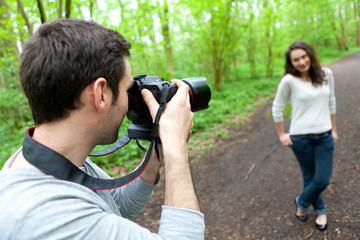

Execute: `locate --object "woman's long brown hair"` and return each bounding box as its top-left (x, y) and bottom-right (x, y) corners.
top-left (284, 41), bottom-right (325, 86)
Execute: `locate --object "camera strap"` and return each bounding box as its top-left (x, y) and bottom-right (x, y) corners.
top-left (151, 84), bottom-right (170, 159)
top-left (22, 127), bottom-right (155, 190)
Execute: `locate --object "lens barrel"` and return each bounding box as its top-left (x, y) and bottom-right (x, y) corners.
top-left (182, 77), bottom-right (211, 112)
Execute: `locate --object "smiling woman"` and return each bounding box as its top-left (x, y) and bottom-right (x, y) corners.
top-left (272, 41), bottom-right (337, 232)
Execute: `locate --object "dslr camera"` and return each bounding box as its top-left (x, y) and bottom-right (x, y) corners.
top-left (127, 74), bottom-right (211, 141)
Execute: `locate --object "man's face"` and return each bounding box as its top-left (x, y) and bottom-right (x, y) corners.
top-left (101, 58), bottom-right (133, 144)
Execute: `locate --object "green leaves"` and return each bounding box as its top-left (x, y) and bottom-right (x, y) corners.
top-left (1, 0), bottom-right (360, 172)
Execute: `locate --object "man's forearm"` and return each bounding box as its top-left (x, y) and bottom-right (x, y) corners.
top-left (163, 144), bottom-right (200, 211)
top-left (140, 144), bottom-right (163, 185)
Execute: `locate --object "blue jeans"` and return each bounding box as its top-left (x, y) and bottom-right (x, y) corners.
top-left (290, 130), bottom-right (334, 215)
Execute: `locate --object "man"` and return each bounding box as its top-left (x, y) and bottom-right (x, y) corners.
top-left (0, 19), bottom-right (204, 239)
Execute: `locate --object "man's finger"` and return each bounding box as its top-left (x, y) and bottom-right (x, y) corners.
top-left (141, 89), bottom-right (159, 118)
top-left (171, 80), bottom-right (190, 102)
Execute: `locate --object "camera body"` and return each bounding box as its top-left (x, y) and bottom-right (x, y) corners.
top-left (127, 74), bottom-right (211, 141)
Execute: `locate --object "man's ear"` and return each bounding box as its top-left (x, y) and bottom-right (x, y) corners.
top-left (93, 78), bottom-right (110, 111)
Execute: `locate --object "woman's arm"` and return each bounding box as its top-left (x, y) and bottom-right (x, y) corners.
top-left (331, 114), bottom-right (338, 143)
top-left (275, 122), bottom-right (292, 146)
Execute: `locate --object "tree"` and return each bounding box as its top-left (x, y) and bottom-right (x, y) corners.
top-left (65, 0), bottom-right (71, 18)
top-left (17, 0), bottom-right (33, 35)
top-left (354, 0), bottom-right (360, 45)
top-left (37, 0), bottom-right (47, 23)
top-left (158, 0), bottom-right (174, 78)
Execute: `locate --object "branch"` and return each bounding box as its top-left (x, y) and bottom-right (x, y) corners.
top-left (17, 0), bottom-right (33, 35)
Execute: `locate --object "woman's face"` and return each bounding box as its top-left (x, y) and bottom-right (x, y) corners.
top-left (290, 48), bottom-right (311, 73)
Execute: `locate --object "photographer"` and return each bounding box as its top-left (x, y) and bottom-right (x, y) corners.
top-left (0, 19), bottom-right (204, 239)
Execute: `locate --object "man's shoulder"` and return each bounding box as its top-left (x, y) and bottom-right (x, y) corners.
top-left (0, 167), bottom-right (111, 217)
top-left (0, 167), bottom-right (115, 238)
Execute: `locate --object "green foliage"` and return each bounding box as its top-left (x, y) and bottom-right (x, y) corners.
top-left (88, 118), bottom-right (147, 172)
top-left (0, 87), bottom-right (33, 168)
top-left (1, 0), bottom-right (360, 171)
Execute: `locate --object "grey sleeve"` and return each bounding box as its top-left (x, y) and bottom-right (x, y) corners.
top-left (86, 206), bottom-right (205, 240)
top-left (159, 206), bottom-right (205, 240)
top-left (16, 193), bottom-right (204, 240)
top-left (85, 158), bottom-right (158, 219)
top-left (111, 177), bottom-right (158, 220)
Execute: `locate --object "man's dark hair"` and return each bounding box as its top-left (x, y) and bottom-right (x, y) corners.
top-left (20, 18), bottom-right (131, 125)
top-left (284, 41), bottom-right (325, 86)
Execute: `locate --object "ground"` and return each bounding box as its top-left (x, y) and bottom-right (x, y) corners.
top-left (135, 52), bottom-right (360, 239)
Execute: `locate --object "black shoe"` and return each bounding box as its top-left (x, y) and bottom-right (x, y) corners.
top-left (294, 199), bottom-right (308, 221)
top-left (315, 221), bottom-right (327, 231)
top-left (315, 218), bottom-right (328, 231)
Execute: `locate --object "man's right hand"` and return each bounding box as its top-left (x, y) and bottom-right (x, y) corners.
top-left (141, 79), bottom-right (200, 211)
top-left (141, 80), bottom-right (194, 146)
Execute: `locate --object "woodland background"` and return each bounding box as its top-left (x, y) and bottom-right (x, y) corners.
top-left (1, 0), bottom-right (360, 174)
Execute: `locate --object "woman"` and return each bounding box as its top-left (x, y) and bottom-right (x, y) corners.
top-left (272, 41), bottom-right (338, 231)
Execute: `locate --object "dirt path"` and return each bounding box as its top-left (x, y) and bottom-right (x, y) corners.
top-left (135, 52), bottom-right (360, 239)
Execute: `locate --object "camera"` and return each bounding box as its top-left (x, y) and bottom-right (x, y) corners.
top-left (127, 74), bottom-right (211, 141)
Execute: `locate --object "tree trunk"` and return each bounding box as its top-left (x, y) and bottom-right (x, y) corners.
top-left (17, 0), bottom-right (33, 35)
top-left (329, 16), bottom-right (345, 50)
top-left (246, 25), bottom-right (256, 79)
top-left (65, 0), bottom-right (71, 18)
top-left (159, 0), bottom-right (174, 78)
top-left (57, 0), bottom-right (62, 18)
top-left (212, 45), bottom-right (221, 91)
top-left (266, 43), bottom-right (273, 77)
top-left (339, 7), bottom-right (348, 50)
top-left (246, 43), bottom-right (256, 78)
top-left (263, 0), bottom-right (273, 77)
top-left (0, 72), bottom-right (6, 89)
top-left (209, 11), bottom-right (223, 91)
top-left (355, 0), bottom-right (360, 45)
top-left (89, 0), bottom-right (94, 19)
top-left (0, 0), bottom-right (20, 57)
top-left (37, 0), bottom-right (47, 23)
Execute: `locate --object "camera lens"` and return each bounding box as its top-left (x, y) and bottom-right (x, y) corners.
top-left (182, 77), bottom-right (211, 112)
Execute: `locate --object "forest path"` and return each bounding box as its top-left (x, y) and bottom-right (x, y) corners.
top-left (136, 52), bottom-right (360, 239)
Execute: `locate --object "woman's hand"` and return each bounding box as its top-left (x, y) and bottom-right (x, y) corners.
top-left (279, 133), bottom-right (292, 146)
top-left (332, 130), bottom-right (338, 143)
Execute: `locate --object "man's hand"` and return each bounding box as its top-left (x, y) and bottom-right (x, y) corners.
top-left (141, 79), bottom-right (200, 211)
top-left (141, 80), bottom-right (193, 145)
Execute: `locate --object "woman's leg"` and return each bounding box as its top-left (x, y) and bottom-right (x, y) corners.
top-left (311, 133), bottom-right (334, 214)
top-left (290, 135), bottom-right (315, 211)
top-left (295, 132), bottom-right (334, 214)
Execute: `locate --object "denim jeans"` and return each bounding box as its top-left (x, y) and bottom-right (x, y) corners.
top-left (291, 130), bottom-right (334, 215)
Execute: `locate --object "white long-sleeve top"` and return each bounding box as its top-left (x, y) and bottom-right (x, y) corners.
top-left (272, 67), bottom-right (336, 135)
